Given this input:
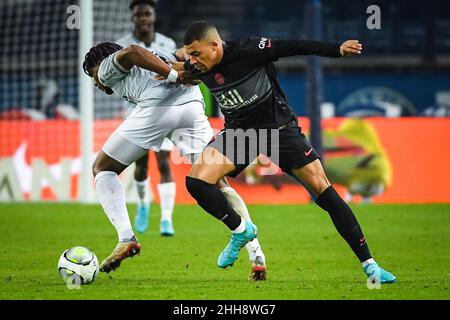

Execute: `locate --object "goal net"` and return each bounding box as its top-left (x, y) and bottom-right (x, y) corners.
top-left (0, 0), bottom-right (147, 202)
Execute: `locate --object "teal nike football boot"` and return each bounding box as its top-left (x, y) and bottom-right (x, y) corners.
top-left (160, 220), bottom-right (175, 237)
top-left (218, 222), bottom-right (257, 268)
top-left (134, 203), bottom-right (150, 233)
top-left (364, 262), bottom-right (397, 284)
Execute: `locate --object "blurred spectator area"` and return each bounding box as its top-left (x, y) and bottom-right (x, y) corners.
top-left (0, 0), bottom-right (449, 118)
top-left (156, 0), bottom-right (450, 116)
top-left (158, 0), bottom-right (450, 70)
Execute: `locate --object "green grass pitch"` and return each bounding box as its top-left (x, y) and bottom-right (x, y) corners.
top-left (0, 203), bottom-right (449, 300)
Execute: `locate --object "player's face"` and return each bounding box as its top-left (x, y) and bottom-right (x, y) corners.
top-left (184, 40), bottom-right (220, 72)
top-left (132, 4), bottom-right (156, 35)
top-left (91, 65), bottom-right (114, 95)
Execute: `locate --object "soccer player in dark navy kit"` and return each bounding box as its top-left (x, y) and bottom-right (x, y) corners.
top-left (182, 21), bottom-right (396, 284)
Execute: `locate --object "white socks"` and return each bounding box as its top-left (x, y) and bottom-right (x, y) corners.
top-left (135, 178), bottom-right (151, 205)
top-left (95, 171), bottom-right (134, 242)
top-left (220, 186), bottom-right (251, 222)
top-left (246, 238), bottom-right (265, 263)
top-left (135, 179), bottom-right (175, 222)
top-left (157, 182), bottom-right (176, 222)
top-left (232, 218), bottom-right (246, 233)
top-left (221, 186), bottom-right (266, 263)
top-left (362, 258), bottom-right (376, 268)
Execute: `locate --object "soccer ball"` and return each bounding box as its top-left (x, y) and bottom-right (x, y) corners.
top-left (57, 246), bottom-right (99, 286)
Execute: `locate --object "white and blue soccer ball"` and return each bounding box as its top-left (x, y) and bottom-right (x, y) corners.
top-left (57, 246), bottom-right (99, 286)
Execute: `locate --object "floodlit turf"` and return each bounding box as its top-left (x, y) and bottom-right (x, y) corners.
top-left (0, 203), bottom-right (449, 300)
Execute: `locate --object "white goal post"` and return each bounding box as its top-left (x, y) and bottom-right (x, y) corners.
top-left (78, 0), bottom-right (94, 203)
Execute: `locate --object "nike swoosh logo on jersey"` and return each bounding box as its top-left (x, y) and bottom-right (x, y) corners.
top-left (305, 148), bottom-right (313, 157)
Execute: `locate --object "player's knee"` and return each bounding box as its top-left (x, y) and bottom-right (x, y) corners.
top-left (188, 163), bottom-right (226, 184)
top-left (157, 158), bottom-right (171, 176)
top-left (134, 162), bottom-right (148, 181)
top-left (312, 178), bottom-right (331, 196)
top-left (92, 166), bottom-right (99, 178)
top-left (92, 157), bottom-right (103, 177)
top-left (92, 151), bottom-right (127, 177)
top-left (185, 176), bottom-right (209, 200)
top-left (292, 160), bottom-right (331, 196)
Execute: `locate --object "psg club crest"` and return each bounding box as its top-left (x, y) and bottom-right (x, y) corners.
top-left (214, 73), bottom-right (225, 84)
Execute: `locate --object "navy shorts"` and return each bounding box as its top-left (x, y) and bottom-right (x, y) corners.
top-left (207, 121), bottom-right (320, 177)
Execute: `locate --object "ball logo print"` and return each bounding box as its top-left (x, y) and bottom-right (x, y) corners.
top-left (65, 273), bottom-right (82, 290)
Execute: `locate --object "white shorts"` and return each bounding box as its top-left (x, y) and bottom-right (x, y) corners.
top-left (124, 104), bottom-right (174, 152)
top-left (103, 101), bottom-right (213, 166)
top-left (160, 138), bottom-right (174, 152)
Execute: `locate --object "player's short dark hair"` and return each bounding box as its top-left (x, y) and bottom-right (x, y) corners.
top-left (183, 21), bottom-right (217, 45)
top-left (129, 0), bottom-right (158, 10)
top-left (83, 42), bottom-right (123, 77)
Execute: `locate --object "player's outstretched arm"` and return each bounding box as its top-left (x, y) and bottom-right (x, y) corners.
top-left (247, 37), bottom-right (363, 65)
top-left (116, 45), bottom-right (179, 83)
top-left (117, 45), bottom-right (199, 85)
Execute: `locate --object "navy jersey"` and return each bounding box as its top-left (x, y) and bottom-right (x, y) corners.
top-left (186, 38), bottom-right (341, 129)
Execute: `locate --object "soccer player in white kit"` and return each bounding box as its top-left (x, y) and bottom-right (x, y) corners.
top-left (116, 0), bottom-right (178, 236)
top-left (82, 42), bottom-right (267, 280)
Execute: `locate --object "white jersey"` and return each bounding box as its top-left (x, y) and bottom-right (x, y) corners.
top-left (115, 33), bottom-right (179, 150)
top-left (115, 33), bottom-right (178, 109)
top-left (97, 50), bottom-right (203, 108)
top-left (116, 32), bottom-right (177, 52)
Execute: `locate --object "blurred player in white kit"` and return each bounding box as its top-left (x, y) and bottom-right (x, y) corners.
top-left (116, 0), bottom-right (178, 236)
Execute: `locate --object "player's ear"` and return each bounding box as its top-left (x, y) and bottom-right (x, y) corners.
top-left (210, 40), bottom-right (219, 51)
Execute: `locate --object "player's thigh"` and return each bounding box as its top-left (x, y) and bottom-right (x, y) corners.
top-left (272, 124), bottom-right (328, 196)
top-left (102, 130), bottom-right (148, 169)
top-left (290, 159), bottom-right (331, 197)
top-left (122, 107), bottom-right (170, 152)
top-left (170, 102), bottom-right (213, 157)
top-left (188, 147), bottom-right (236, 184)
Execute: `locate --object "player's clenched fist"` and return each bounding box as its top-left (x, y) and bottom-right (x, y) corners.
top-left (154, 61), bottom-right (200, 85)
top-left (177, 70), bottom-right (201, 85)
top-left (340, 40), bottom-right (362, 56)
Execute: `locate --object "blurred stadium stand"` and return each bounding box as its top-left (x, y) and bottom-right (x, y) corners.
top-left (157, 0), bottom-right (450, 58)
top-left (1, 0), bottom-right (449, 118)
